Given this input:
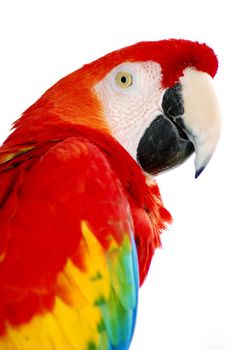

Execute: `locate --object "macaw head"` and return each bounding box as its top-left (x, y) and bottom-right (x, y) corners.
top-left (91, 40), bottom-right (221, 178)
top-left (11, 39), bottom-right (221, 177)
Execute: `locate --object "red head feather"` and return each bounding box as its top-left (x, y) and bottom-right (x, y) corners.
top-left (5, 39), bottom-right (218, 146)
top-left (84, 39), bottom-right (218, 87)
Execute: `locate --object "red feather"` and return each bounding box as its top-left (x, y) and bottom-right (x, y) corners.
top-left (5, 40), bottom-right (218, 145)
top-left (0, 126), bottom-right (171, 334)
top-left (1, 39), bottom-right (217, 337)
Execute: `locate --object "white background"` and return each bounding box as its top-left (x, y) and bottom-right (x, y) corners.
top-left (0, 1), bottom-right (233, 349)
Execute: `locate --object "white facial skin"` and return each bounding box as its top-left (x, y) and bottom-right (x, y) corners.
top-left (94, 61), bottom-right (164, 159)
top-left (94, 61), bottom-right (221, 177)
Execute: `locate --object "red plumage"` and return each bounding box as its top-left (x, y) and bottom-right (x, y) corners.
top-left (5, 39), bottom-right (218, 146)
top-left (0, 125), bottom-right (171, 333)
top-left (0, 39), bottom-right (217, 342)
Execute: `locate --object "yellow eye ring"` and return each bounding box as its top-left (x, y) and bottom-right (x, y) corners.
top-left (115, 71), bottom-right (133, 88)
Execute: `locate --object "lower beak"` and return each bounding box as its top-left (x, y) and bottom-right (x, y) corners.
top-left (137, 69), bottom-right (221, 178)
top-left (136, 113), bottom-right (194, 175)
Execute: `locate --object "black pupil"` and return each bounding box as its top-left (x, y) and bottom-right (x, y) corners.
top-left (121, 75), bottom-right (127, 84)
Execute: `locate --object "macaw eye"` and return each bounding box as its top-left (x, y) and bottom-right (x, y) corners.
top-left (115, 71), bottom-right (133, 88)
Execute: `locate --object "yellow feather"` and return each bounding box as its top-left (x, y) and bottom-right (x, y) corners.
top-left (0, 146), bottom-right (35, 165)
top-left (1, 221), bottom-right (115, 350)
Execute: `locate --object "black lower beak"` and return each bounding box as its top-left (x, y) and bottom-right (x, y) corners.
top-left (136, 114), bottom-right (194, 175)
top-left (137, 82), bottom-right (195, 175)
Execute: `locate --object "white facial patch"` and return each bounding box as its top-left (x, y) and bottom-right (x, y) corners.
top-left (93, 61), bottom-right (163, 159)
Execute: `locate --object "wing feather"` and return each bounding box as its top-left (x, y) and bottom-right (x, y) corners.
top-left (0, 137), bottom-right (138, 350)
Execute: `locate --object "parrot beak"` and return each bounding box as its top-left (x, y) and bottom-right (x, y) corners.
top-left (179, 69), bottom-right (221, 178)
top-left (137, 68), bottom-right (221, 178)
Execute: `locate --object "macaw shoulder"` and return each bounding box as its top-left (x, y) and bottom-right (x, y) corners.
top-left (0, 136), bottom-right (139, 350)
top-left (0, 130), bottom-right (171, 287)
top-left (0, 136), bottom-right (135, 281)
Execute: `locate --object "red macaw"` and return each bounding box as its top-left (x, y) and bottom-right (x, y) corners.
top-left (0, 39), bottom-right (221, 350)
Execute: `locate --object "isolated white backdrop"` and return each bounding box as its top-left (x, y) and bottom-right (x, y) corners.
top-left (0, 1), bottom-right (233, 349)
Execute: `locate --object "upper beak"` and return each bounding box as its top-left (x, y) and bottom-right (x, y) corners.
top-left (137, 68), bottom-right (221, 178)
top-left (179, 68), bottom-right (221, 177)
